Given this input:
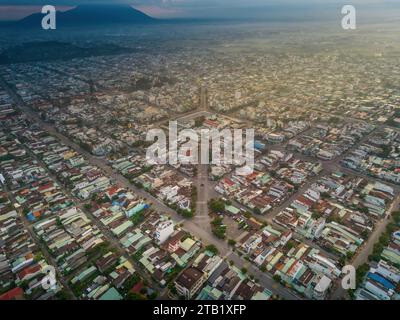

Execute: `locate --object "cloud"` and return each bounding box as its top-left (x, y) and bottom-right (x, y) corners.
top-left (135, 4), bottom-right (184, 17)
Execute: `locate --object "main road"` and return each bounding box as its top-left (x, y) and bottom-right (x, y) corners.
top-left (193, 164), bottom-right (212, 231)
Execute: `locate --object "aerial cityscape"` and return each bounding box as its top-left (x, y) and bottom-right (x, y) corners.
top-left (0, 0), bottom-right (399, 305)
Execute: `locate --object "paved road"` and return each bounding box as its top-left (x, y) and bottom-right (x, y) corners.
top-left (193, 164), bottom-right (212, 229)
top-left (199, 86), bottom-right (208, 111)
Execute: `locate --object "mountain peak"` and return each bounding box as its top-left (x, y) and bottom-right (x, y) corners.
top-left (17, 4), bottom-right (156, 28)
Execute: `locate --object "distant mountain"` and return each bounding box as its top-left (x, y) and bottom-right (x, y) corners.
top-left (16, 4), bottom-right (157, 28)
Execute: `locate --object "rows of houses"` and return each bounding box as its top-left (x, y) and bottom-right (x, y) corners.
top-left (135, 166), bottom-right (194, 214)
top-left (287, 122), bottom-right (374, 161)
top-left (342, 127), bottom-right (400, 184)
top-left (216, 152), bottom-right (321, 214)
top-left (0, 109), bottom-right (140, 300)
top-left (234, 223), bottom-right (342, 299)
top-left (275, 172), bottom-right (395, 258)
top-left (111, 153), bottom-right (151, 179)
top-left (255, 150), bottom-right (323, 185)
top-left (0, 188), bottom-right (61, 300)
top-left (33, 207), bottom-right (106, 275)
top-left (179, 258), bottom-right (273, 300)
top-left (16, 128), bottom-right (114, 201)
top-left (356, 230), bottom-right (400, 300)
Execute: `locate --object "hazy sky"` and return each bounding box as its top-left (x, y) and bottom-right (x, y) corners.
top-left (0, 0), bottom-right (398, 20)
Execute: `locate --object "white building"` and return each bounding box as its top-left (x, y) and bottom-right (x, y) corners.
top-left (155, 220), bottom-right (174, 244)
top-left (313, 275), bottom-right (331, 300)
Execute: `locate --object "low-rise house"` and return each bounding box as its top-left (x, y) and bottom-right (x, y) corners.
top-left (175, 267), bottom-right (206, 299)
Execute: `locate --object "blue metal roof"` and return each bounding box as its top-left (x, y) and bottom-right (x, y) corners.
top-left (367, 272), bottom-right (395, 290)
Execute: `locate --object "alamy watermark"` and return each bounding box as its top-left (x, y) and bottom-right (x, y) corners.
top-left (41, 265), bottom-right (57, 291)
top-left (146, 121), bottom-right (255, 175)
top-left (342, 5), bottom-right (356, 30)
top-left (341, 265), bottom-right (356, 290)
top-left (41, 5), bottom-right (56, 30)
top-left (40, 5), bottom-right (356, 31)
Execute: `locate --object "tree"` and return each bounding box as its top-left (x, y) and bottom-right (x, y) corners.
top-left (321, 192), bottom-right (330, 199)
top-left (312, 212), bottom-right (321, 220)
top-left (211, 217), bottom-right (223, 227)
top-left (286, 241), bottom-right (295, 250)
top-left (126, 292), bottom-right (146, 300)
top-left (208, 198), bottom-right (225, 214)
top-left (392, 211), bottom-right (400, 224)
top-left (348, 289), bottom-right (356, 300)
top-left (180, 209), bottom-right (194, 218)
top-left (243, 211), bottom-right (252, 219)
top-left (205, 245), bottom-right (219, 255)
top-left (140, 288), bottom-right (147, 295)
top-left (346, 251), bottom-right (354, 261)
top-left (241, 267), bottom-right (248, 274)
top-left (212, 226), bottom-right (226, 239)
top-left (359, 207), bottom-right (369, 214)
top-left (33, 252), bottom-right (44, 262)
top-left (273, 274), bottom-right (282, 283)
top-left (194, 116), bottom-right (205, 128)
top-left (148, 291), bottom-right (158, 300)
top-left (56, 290), bottom-right (72, 300)
top-left (168, 282), bottom-right (177, 295)
top-left (379, 234), bottom-right (390, 246)
top-left (360, 230), bottom-right (369, 240)
top-left (379, 145), bottom-right (391, 158)
top-left (228, 239), bottom-right (236, 246)
top-left (356, 264), bottom-right (369, 286)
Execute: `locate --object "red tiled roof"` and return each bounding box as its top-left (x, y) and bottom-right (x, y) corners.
top-left (130, 282), bottom-right (143, 294)
top-left (296, 195), bottom-right (314, 207)
top-left (107, 186), bottom-right (120, 197)
top-left (246, 172), bottom-right (259, 180)
top-left (223, 178), bottom-right (235, 186)
top-left (0, 287), bottom-right (24, 300)
top-left (38, 182), bottom-right (54, 192)
top-left (204, 119), bottom-right (218, 127)
top-left (18, 264), bottom-right (41, 280)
